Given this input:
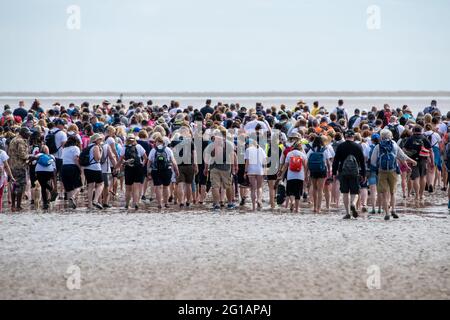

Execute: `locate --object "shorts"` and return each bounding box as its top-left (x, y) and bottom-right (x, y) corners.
top-left (237, 164), bottom-right (250, 187)
top-left (368, 172), bottom-right (378, 186)
top-left (377, 171), bottom-right (398, 194)
top-left (124, 166), bottom-right (145, 186)
top-left (84, 169), bottom-right (103, 184)
top-left (177, 165), bottom-right (195, 184)
top-left (151, 169), bottom-right (172, 187)
top-left (410, 159), bottom-right (427, 180)
top-left (310, 171), bottom-right (327, 179)
top-left (196, 164), bottom-right (207, 186)
top-left (267, 174), bottom-right (278, 181)
top-left (286, 179), bottom-right (304, 200)
top-left (102, 173), bottom-right (112, 187)
top-left (210, 168), bottom-right (232, 189)
top-left (339, 175), bottom-right (360, 195)
top-left (61, 165), bottom-right (82, 192)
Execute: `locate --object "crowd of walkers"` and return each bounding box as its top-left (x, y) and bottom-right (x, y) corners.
top-left (0, 98), bottom-right (449, 220)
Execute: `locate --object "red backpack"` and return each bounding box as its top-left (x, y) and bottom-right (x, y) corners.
top-left (289, 156), bottom-right (303, 172)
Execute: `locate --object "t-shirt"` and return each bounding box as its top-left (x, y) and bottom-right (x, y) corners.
top-left (83, 144), bottom-right (102, 171)
top-left (424, 131), bottom-right (441, 148)
top-left (244, 120), bottom-right (270, 132)
top-left (0, 150), bottom-right (9, 187)
top-left (148, 145), bottom-right (174, 169)
top-left (244, 146), bottom-right (267, 175)
top-left (35, 154), bottom-right (57, 172)
top-left (306, 146), bottom-right (333, 170)
top-left (101, 143), bottom-right (111, 173)
top-left (62, 146), bottom-right (80, 165)
top-left (285, 150), bottom-right (307, 181)
top-left (49, 128), bottom-right (68, 159)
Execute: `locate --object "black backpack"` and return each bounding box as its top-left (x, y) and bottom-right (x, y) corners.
top-left (348, 115), bottom-right (360, 129)
top-left (124, 145), bottom-right (142, 168)
top-left (152, 146), bottom-right (170, 171)
top-left (276, 183), bottom-right (286, 205)
top-left (388, 124), bottom-right (400, 142)
top-left (45, 129), bottom-right (61, 154)
top-left (79, 145), bottom-right (95, 167)
top-left (336, 108), bottom-right (345, 121)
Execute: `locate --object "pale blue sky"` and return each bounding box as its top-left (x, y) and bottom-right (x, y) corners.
top-left (0, 0), bottom-right (449, 92)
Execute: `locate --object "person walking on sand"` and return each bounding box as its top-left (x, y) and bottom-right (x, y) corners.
top-left (8, 127), bottom-right (31, 212)
top-left (244, 138), bottom-right (267, 211)
top-left (0, 145), bottom-right (15, 212)
top-left (278, 141), bottom-right (307, 213)
top-left (81, 133), bottom-right (105, 210)
top-left (61, 135), bottom-right (82, 209)
top-left (332, 130), bottom-right (366, 219)
top-left (370, 129), bottom-right (416, 220)
top-left (204, 128), bottom-right (238, 211)
top-left (403, 125), bottom-right (433, 202)
top-left (148, 134), bottom-right (178, 209)
top-left (116, 134), bottom-right (148, 210)
top-left (306, 135), bottom-right (332, 213)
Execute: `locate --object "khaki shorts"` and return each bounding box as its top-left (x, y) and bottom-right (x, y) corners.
top-left (210, 168), bottom-right (232, 189)
top-left (377, 171), bottom-right (398, 194)
top-left (177, 165), bottom-right (195, 184)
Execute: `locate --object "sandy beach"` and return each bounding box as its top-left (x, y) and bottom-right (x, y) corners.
top-left (1, 191), bottom-right (449, 300)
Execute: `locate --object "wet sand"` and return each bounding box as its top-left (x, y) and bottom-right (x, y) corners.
top-left (1, 189), bottom-right (449, 300)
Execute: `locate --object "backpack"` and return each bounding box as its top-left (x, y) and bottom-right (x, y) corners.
top-left (152, 146), bottom-right (170, 171)
top-left (341, 154), bottom-right (360, 176)
top-left (377, 140), bottom-right (397, 172)
top-left (336, 108), bottom-right (345, 121)
top-left (79, 145), bottom-right (95, 167)
top-left (289, 155), bottom-right (303, 172)
top-left (445, 143), bottom-right (450, 171)
top-left (125, 145), bottom-right (142, 168)
top-left (348, 115), bottom-right (360, 129)
top-left (37, 154), bottom-right (53, 167)
top-left (100, 145), bottom-right (108, 165)
top-left (45, 129), bottom-right (61, 154)
top-left (308, 148), bottom-right (326, 174)
top-left (388, 124), bottom-right (400, 142)
top-left (276, 183), bottom-right (286, 205)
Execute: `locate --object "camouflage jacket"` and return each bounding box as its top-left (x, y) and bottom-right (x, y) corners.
top-left (8, 136), bottom-right (29, 170)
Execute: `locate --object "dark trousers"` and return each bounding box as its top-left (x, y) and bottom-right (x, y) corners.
top-left (36, 172), bottom-right (54, 204)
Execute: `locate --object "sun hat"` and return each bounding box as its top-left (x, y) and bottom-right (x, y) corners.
top-left (90, 133), bottom-right (104, 143)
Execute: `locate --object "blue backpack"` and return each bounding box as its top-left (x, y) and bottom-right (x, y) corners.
top-left (37, 154), bottom-right (53, 167)
top-left (308, 147), bottom-right (327, 174)
top-left (378, 140), bottom-right (397, 171)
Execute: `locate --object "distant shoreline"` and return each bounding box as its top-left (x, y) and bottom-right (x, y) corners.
top-left (1, 91), bottom-right (450, 98)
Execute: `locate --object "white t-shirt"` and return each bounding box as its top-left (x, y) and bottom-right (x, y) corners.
top-left (84, 144), bottom-right (102, 171)
top-left (148, 146), bottom-right (174, 169)
top-left (424, 131), bottom-right (441, 148)
top-left (50, 128), bottom-right (68, 159)
top-left (285, 150), bottom-right (307, 181)
top-left (35, 154), bottom-right (57, 172)
top-left (0, 150), bottom-right (9, 187)
top-left (244, 146), bottom-right (267, 175)
top-left (244, 120), bottom-right (270, 132)
top-left (62, 146), bottom-right (80, 165)
top-left (101, 143), bottom-right (111, 173)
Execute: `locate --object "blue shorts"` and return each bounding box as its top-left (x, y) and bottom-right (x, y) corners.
top-left (368, 172), bottom-right (378, 186)
top-left (433, 147), bottom-right (442, 171)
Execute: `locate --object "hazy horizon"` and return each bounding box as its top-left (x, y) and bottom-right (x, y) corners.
top-left (1, 0), bottom-right (449, 92)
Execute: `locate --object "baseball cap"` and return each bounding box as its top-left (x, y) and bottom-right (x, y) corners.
top-left (344, 130), bottom-right (355, 137)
